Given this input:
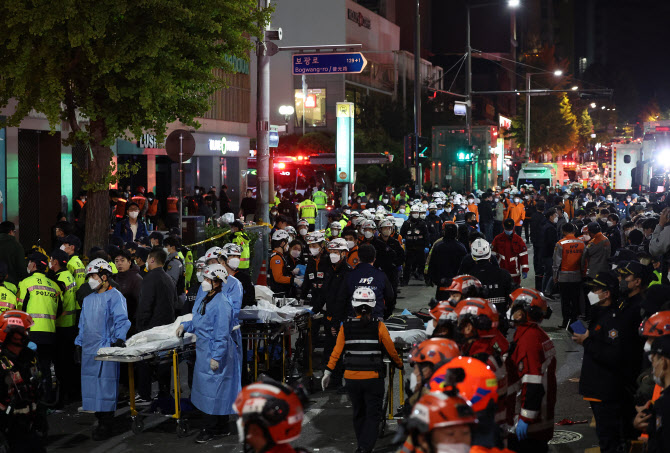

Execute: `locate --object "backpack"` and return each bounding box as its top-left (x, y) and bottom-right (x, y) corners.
top-left (384, 314), bottom-right (425, 331)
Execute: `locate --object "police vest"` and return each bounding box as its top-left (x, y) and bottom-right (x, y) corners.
top-left (298, 201), bottom-right (317, 223)
top-left (18, 273), bottom-right (60, 334)
top-left (55, 270), bottom-right (78, 328)
top-left (313, 191), bottom-right (328, 209)
top-left (0, 284), bottom-right (17, 312)
top-left (233, 232), bottom-right (251, 269)
top-left (269, 196), bottom-right (280, 208)
top-left (342, 318), bottom-right (384, 372)
top-left (66, 255), bottom-right (86, 291)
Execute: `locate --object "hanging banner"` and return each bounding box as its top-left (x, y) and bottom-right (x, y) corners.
top-left (336, 102), bottom-right (355, 183)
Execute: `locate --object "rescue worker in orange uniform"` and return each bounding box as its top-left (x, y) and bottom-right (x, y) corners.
top-left (506, 195), bottom-right (526, 236)
top-left (268, 230), bottom-right (298, 295)
top-left (552, 222), bottom-right (585, 327)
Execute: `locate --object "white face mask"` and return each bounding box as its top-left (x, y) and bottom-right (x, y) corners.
top-left (48, 261), bottom-right (54, 270)
top-left (299, 228), bottom-right (308, 236)
top-left (419, 213), bottom-right (426, 219)
top-left (583, 235), bottom-right (591, 241)
top-left (409, 372), bottom-right (419, 393)
top-left (129, 211), bottom-right (139, 219)
top-left (201, 280), bottom-right (213, 292)
top-left (88, 277), bottom-right (100, 290)
top-left (514, 198), bottom-right (520, 203)
top-left (411, 213), bottom-right (419, 219)
top-left (331, 229), bottom-right (340, 238)
top-left (60, 244), bottom-right (67, 252)
top-left (284, 244), bottom-right (289, 252)
top-left (606, 221), bottom-right (614, 228)
top-left (346, 240), bottom-right (355, 250)
top-left (329, 253), bottom-right (341, 264)
top-left (425, 322), bottom-right (435, 336)
top-left (553, 216), bottom-right (558, 224)
top-left (196, 271), bottom-right (204, 283)
top-left (290, 250), bottom-right (301, 259)
top-left (494, 198), bottom-right (499, 203)
top-left (435, 444), bottom-right (470, 453)
top-left (26, 265), bottom-right (32, 274)
top-left (587, 291), bottom-right (601, 305)
top-left (644, 341), bottom-right (653, 353)
top-left (446, 208), bottom-right (452, 213)
top-left (363, 231), bottom-right (374, 239)
top-left (468, 199), bottom-right (474, 204)
top-left (228, 257), bottom-right (240, 270)
top-left (163, 247), bottom-right (170, 255)
top-left (309, 247), bottom-right (320, 256)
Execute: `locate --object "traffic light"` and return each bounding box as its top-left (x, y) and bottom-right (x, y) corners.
top-left (404, 134), bottom-right (415, 167)
top-left (417, 136), bottom-right (430, 159)
top-left (457, 151), bottom-right (473, 161)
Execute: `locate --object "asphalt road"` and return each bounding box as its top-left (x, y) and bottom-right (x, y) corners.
top-left (47, 244), bottom-right (600, 453)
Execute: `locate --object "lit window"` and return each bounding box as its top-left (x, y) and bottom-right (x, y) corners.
top-left (295, 89), bottom-right (327, 127)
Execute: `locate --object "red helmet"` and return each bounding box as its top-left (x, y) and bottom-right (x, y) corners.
top-left (455, 298), bottom-right (499, 337)
top-left (405, 392), bottom-right (476, 434)
top-left (408, 338), bottom-right (461, 367)
top-left (445, 275), bottom-right (482, 297)
top-left (428, 356), bottom-right (498, 412)
top-left (640, 311), bottom-right (670, 338)
top-left (430, 303), bottom-right (458, 323)
top-left (0, 311), bottom-right (34, 343)
top-left (510, 287), bottom-right (551, 322)
top-left (233, 378), bottom-right (304, 445)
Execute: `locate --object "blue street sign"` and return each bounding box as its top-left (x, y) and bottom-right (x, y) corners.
top-left (269, 130), bottom-right (279, 148)
top-left (292, 52), bottom-right (368, 75)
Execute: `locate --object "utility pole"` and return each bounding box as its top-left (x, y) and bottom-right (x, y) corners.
top-left (414, 0), bottom-right (422, 194)
top-left (525, 73), bottom-right (531, 160)
top-left (466, 3), bottom-right (472, 148)
top-left (256, 0), bottom-right (271, 226)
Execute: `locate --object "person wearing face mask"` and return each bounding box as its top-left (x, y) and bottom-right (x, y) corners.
top-left (425, 203), bottom-right (443, 246)
top-left (426, 224), bottom-right (468, 300)
top-left (297, 197), bottom-right (318, 232)
top-left (221, 244), bottom-right (255, 309)
top-left (342, 228), bottom-right (360, 269)
top-left (176, 264), bottom-right (239, 443)
top-left (439, 201), bottom-right (455, 223)
top-left (322, 287), bottom-right (402, 453)
top-left (641, 336), bottom-right (670, 453)
top-left (581, 222), bottom-right (612, 296)
top-left (133, 246), bottom-right (150, 277)
top-left (507, 288), bottom-right (556, 453)
top-left (491, 218), bottom-right (529, 287)
top-left (401, 205), bottom-right (430, 285)
top-left (506, 195), bottom-right (526, 237)
top-left (58, 234), bottom-right (86, 291)
top-left (229, 221), bottom-right (251, 274)
top-left (268, 229), bottom-right (296, 295)
top-left (76, 258), bottom-right (130, 440)
top-left (604, 213), bottom-right (621, 253)
top-left (163, 236), bottom-right (186, 311)
top-left (300, 232), bottom-right (330, 304)
top-left (552, 223), bottom-right (585, 328)
top-left (113, 202), bottom-right (148, 243)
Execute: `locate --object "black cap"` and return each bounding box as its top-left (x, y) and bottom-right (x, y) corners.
top-left (587, 221), bottom-right (601, 233)
top-left (149, 231), bottom-right (164, 242)
top-left (50, 249), bottom-right (69, 266)
top-left (620, 260), bottom-right (651, 279)
top-left (61, 234), bottom-right (81, 251)
top-left (27, 252), bottom-right (49, 268)
top-left (609, 248), bottom-right (638, 264)
top-left (503, 218), bottom-right (515, 230)
top-left (650, 336), bottom-right (670, 358)
top-left (587, 271), bottom-right (619, 291)
top-left (135, 247), bottom-right (150, 262)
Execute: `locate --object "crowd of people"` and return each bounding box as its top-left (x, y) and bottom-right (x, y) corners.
top-left (0, 180), bottom-right (669, 453)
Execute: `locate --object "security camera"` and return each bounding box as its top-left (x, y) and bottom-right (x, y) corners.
top-left (265, 28), bottom-right (282, 41)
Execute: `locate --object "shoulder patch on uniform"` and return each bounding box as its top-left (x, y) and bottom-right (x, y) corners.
top-left (274, 259), bottom-right (281, 264)
top-left (518, 361), bottom-right (524, 372)
top-left (608, 329), bottom-right (618, 339)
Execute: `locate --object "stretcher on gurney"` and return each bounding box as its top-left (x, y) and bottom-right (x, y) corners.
top-left (95, 315), bottom-right (197, 437)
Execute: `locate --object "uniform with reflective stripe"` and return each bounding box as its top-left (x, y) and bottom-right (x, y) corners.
top-left (232, 232), bottom-right (251, 270)
top-left (0, 283), bottom-right (17, 312)
top-left (67, 255), bottom-right (86, 291)
top-left (297, 199), bottom-right (318, 224)
top-left (312, 191), bottom-right (328, 209)
top-left (343, 321), bottom-right (383, 369)
top-left (18, 272), bottom-right (60, 335)
top-left (55, 269), bottom-right (78, 328)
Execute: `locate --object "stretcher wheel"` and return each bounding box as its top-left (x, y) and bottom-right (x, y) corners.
top-left (176, 420), bottom-right (189, 438)
top-left (131, 416), bottom-right (144, 434)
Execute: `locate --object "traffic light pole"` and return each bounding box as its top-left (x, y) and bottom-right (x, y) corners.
top-left (256, 0), bottom-right (271, 227)
top-left (413, 0), bottom-right (422, 194)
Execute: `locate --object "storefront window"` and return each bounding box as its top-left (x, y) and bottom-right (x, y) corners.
top-left (295, 89), bottom-right (327, 128)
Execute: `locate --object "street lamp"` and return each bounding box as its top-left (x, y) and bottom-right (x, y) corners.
top-left (525, 69), bottom-right (563, 159)
top-left (508, 0), bottom-right (520, 6)
top-left (278, 105), bottom-right (294, 134)
top-left (571, 85), bottom-right (579, 90)
top-left (590, 102), bottom-right (597, 108)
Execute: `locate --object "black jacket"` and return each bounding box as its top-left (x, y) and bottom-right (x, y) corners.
top-left (529, 211), bottom-right (546, 246)
top-left (468, 259), bottom-right (513, 306)
top-left (0, 234), bottom-right (26, 285)
top-left (400, 218), bottom-right (429, 249)
top-left (277, 200), bottom-right (298, 225)
top-left (425, 213), bottom-right (443, 245)
top-left (540, 221), bottom-right (558, 259)
top-left (234, 269), bottom-right (255, 309)
top-left (300, 254), bottom-right (331, 302)
top-left (112, 265), bottom-right (143, 333)
top-left (606, 225), bottom-right (622, 255)
top-left (319, 261), bottom-right (352, 323)
top-left (136, 267), bottom-right (177, 332)
top-left (479, 200), bottom-right (494, 223)
top-left (428, 239), bottom-right (467, 287)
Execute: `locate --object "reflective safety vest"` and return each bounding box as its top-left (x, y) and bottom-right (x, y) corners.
top-left (167, 197), bottom-right (179, 214)
top-left (146, 199), bottom-right (159, 216)
top-left (232, 232), bottom-right (251, 270)
top-left (67, 255), bottom-right (86, 291)
top-left (131, 195), bottom-right (146, 211)
top-left (55, 270), bottom-right (78, 328)
top-left (0, 283), bottom-right (17, 313)
top-left (114, 198), bottom-right (127, 218)
top-left (269, 196), bottom-right (280, 208)
top-left (312, 191), bottom-right (328, 209)
top-left (18, 273), bottom-right (60, 334)
top-left (181, 249), bottom-right (194, 286)
top-left (342, 318), bottom-right (384, 372)
top-left (108, 261), bottom-right (118, 274)
top-left (298, 200), bottom-right (318, 224)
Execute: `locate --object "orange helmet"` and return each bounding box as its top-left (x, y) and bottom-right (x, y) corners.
top-left (445, 275), bottom-right (482, 298)
top-left (510, 287), bottom-right (551, 322)
top-left (405, 392), bottom-right (476, 434)
top-left (428, 356), bottom-right (498, 412)
top-left (430, 303), bottom-right (458, 323)
top-left (640, 311), bottom-right (670, 338)
top-left (233, 378), bottom-right (304, 445)
top-left (409, 338), bottom-right (461, 368)
top-left (0, 310), bottom-right (34, 344)
top-left (455, 298), bottom-right (499, 337)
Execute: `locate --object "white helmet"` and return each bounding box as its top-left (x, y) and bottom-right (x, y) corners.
top-left (297, 219), bottom-right (309, 228)
top-left (204, 246), bottom-right (223, 261)
top-left (410, 204), bottom-right (423, 213)
top-left (352, 287), bottom-right (376, 308)
top-left (222, 243), bottom-right (243, 257)
top-left (352, 217), bottom-right (364, 228)
top-left (378, 218), bottom-right (394, 229)
top-left (349, 211), bottom-right (360, 218)
top-left (285, 226), bottom-right (297, 236)
top-left (329, 222), bottom-right (342, 231)
top-left (431, 192), bottom-right (442, 199)
top-left (361, 219), bottom-right (377, 230)
top-left (470, 238), bottom-right (491, 261)
top-left (195, 256), bottom-right (207, 270)
top-left (376, 205), bottom-right (386, 213)
top-left (86, 258), bottom-right (113, 276)
top-left (361, 209), bottom-right (371, 218)
top-left (327, 238), bottom-right (349, 251)
top-left (306, 231), bottom-right (325, 244)
top-left (374, 212), bottom-right (386, 222)
top-left (272, 229), bottom-right (290, 242)
top-left (428, 203), bottom-right (437, 210)
top-left (363, 211), bottom-right (375, 220)
top-left (203, 263), bottom-right (228, 284)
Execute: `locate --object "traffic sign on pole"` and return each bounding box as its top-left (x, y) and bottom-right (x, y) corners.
top-left (292, 52), bottom-right (367, 75)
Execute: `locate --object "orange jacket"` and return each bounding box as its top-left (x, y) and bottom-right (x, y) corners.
top-left (146, 199), bottom-right (159, 217)
top-left (166, 197), bottom-right (179, 214)
top-left (467, 204), bottom-right (479, 222)
top-left (506, 202), bottom-right (526, 226)
top-left (347, 246), bottom-right (360, 268)
top-left (553, 234), bottom-right (585, 281)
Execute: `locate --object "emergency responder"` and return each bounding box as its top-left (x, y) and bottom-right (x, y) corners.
top-left (640, 335), bottom-right (670, 453)
top-left (297, 197), bottom-right (318, 232)
top-left (553, 222), bottom-right (585, 328)
top-left (455, 298), bottom-right (509, 426)
top-left (0, 262), bottom-right (17, 312)
top-left (467, 193), bottom-right (480, 222)
top-left (18, 252), bottom-right (61, 405)
top-left (76, 258), bottom-right (130, 440)
top-left (233, 377), bottom-right (308, 453)
top-left (164, 235), bottom-right (186, 313)
top-left (0, 311), bottom-right (48, 452)
top-left (327, 221), bottom-right (342, 240)
top-left (313, 186), bottom-right (328, 210)
top-left (300, 232), bottom-right (330, 304)
top-left (61, 234), bottom-right (86, 290)
top-left (229, 221), bottom-right (251, 274)
top-left (176, 264), bottom-right (240, 443)
top-left (401, 205), bottom-right (429, 284)
top-left (507, 195), bottom-right (526, 236)
top-left (425, 203), bottom-right (442, 245)
top-left (322, 287), bottom-right (403, 453)
top-left (48, 249), bottom-right (79, 405)
top-left (343, 227), bottom-right (360, 268)
top-left (582, 222), bottom-right (612, 288)
top-left (491, 218), bottom-right (529, 286)
top-left (616, 261), bottom-right (649, 369)
top-left (346, 244), bottom-right (395, 319)
top-left (296, 219), bottom-right (310, 262)
top-left (508, 288), bottom-right (557, 453)
top-left (425, 302), bottom-right (459, 339)
top-left (268, 230), bottom-right (298, 295)
top-left (406, 338), bottom-right (461, 407)
top-left (427, 223), bottom-right (467, 299)
top-left (376, 218), bottom-right (404, 299)
top-left (221, 243), bottom-right (255, 308)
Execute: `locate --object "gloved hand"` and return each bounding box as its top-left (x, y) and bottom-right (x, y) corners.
top-left (516, 419), bottom-right (529, 440)
top-left (292, 267), bottom-right (300, 275)
top-left (210, 359), bottom-right (219, 371)
top-left (522, 272), bottom-right (528, 279)
top-left (111, 339), bottom-right (126, 348)
top-left (322, 370), bottom-right (332, 390)
top-left (294, 277), bottom-right (304, 287)
top-left (176, 325), bottom-right (185, 337)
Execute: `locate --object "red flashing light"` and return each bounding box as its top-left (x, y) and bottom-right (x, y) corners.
top-left (656, 126), bottom-right (670, 131)
top-left (278, 163), bottom-right (286, 169)
top-left (298, 155), bottom-right (304, 160)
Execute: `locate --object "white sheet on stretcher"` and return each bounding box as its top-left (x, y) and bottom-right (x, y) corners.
top-left (97, 315), bottom-right (196, 357)
top-left (389, 329), bottom-right (427, 347)
top-left (239, 299), bottom-right (312, 323)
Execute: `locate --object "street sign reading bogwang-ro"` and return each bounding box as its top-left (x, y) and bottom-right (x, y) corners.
top-left (292, 52), bottom-right (367, 75)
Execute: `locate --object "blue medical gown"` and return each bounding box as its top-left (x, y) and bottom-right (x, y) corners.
top-left (198, 276), bottom-right (243, 358)
top-left (182, 290), bottom-right (240, 415)
top-left (75, 288), bottom-right (131, 412)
